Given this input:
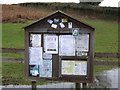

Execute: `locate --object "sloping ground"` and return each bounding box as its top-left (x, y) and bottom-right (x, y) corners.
top-left (2, 5), bottom-right (50, 23)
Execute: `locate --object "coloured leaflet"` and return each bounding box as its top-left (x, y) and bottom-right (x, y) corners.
top-left (30, 65), bottom-right (39, 76)
top-left (39, 60), bottom-right (52, 77)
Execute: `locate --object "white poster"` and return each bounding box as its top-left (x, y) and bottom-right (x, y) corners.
top-left (39, 60), bottom-right (52, 77)
top-left (68, 22), bottom-right (72, 28)
top-left (44, 35), bottom-right (58, 54)
top-left (29, 47), bottom-right (43, 65)
top-left (59, 22), bottom-right (65, 28)
top-left (76, 34), bottom-right (89, 51)
top-left (47, 19), bottom-right (53, 24)
top-left (51, 24), bottom-right (57, 28)
top-left (43, 53), bottom-right (52, 60)
top-left (59, 35), bottom-right (75, 56)
top-left (30, 34), bottom-right (41, 47)
top-left (61, 61), bottom-right (87, 75)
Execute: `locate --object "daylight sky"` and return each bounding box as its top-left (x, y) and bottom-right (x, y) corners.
top-left (0, 0), bottom-right (119, 7)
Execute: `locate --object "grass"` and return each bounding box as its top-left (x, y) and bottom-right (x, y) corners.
top-left (2, 53), bottom-right (24, 58)
top-left (2, 5), bottom-right (49, 23)
top-left (1, 6), bottom-right (118, 85)
top-left (2, 19), bottom-right (118, 52)
top-left (94, 66), bottom-right (115, 73)
top-left (80, 19), bottom-right (118, 53)
top-left (2, 21), bottom-right (33, 49)
top-left (2, 62), bottom-right (47, 85)
top-left (2, 62), bottom-right (114, 85)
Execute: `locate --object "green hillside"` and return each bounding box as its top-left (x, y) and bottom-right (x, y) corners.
top-left (2, 19), bottom-right (118, 52)
top-left (1, 4), bottom-right (118, 85)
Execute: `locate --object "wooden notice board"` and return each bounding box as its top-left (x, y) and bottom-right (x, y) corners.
top-left (24, 10), bottom-right (95, 83)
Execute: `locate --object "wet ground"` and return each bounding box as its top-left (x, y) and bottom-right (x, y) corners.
top-left (90, 68), bottom-right (119, 89)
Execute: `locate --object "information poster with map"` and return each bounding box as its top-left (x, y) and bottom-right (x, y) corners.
top-left (61, 60), bottom-right (87, 75)
top-left (39, 60), bottom-right (52, 77)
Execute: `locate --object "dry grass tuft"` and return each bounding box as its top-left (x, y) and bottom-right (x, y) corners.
top-left (2, 5), bottom-right (48, 23)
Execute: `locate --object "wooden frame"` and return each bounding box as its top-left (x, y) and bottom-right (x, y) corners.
top-left (24, 10), bottom-right (95, 83)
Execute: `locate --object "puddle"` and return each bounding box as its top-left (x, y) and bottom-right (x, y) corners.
top-left (89, 68), bottom-right (119, 88)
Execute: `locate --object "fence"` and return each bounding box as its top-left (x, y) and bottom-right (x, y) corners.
top-left (1, 48), bottom-right (120, 66)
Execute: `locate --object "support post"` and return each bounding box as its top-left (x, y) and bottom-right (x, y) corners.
top-left (83, 83), bottom-right (87, 88)
top-left (32, 81), bottom-right (37, 90)
top-left (75, 83), bottom-right (81, 90)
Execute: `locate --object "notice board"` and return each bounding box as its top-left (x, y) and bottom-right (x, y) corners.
top-left (24, 10), bottom-right (94, 83)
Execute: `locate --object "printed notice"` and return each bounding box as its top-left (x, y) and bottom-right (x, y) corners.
top-left (43, 53), bottom-right (52, 60)
top-left (44, 35), bottom-right (58, 54)
top-left (61, 61), bottom-right (87, 75)
top-left (51, 24), bottom-right (57, 28)
top-left (30, 34), bottom-right (41, 47)
top-left (68, 22), bottom-right (72, 28)
top-left (39, 60), bottom-right (52, 77)
top-left (47, 19), bottom-right (53, 24)
top-left (59, 22), bottom-right (65, 28)
top-left (59, 35), bottom-right (75, 56)
top-left (76, 34), bottom-right (89, 51)
top-left (29, 47), bottom-right (43, 65)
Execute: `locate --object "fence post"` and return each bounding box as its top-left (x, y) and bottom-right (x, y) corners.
top-left (83, 83), bottom-right (87, 89)
top-left (75, 83), bottom-right (81, 90)
top-left (32, 81), bottom-right (37, 90)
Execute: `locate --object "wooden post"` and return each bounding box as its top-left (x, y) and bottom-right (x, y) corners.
top-left (32, 81), bottom-right (37, 90)
top-left (75, 83), bottom-right (81, 90)
top-left (83, 83), bottom-right (87, 88)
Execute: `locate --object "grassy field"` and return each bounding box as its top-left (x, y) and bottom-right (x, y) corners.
top-left (2, 62), bottom-right (47, 85)
top-left (2, 19), bottom-right (118, 52)
top-left (1, 5), bottom-right (119, 85)
top-left (2, 62), bottom-right (114, 85)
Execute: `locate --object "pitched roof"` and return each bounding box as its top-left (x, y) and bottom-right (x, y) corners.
top-left (24, 10), bottom-right (95, 30)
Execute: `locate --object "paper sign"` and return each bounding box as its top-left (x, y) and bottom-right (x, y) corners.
top-left (76, 51), bottom-right (88, 56)
top-left (54, 18), bottom-right (59, 23)
top-left (30, 34), bottom-right (41, 47)
top-left (30, 65), bottom-right (39, 76)
top-left (29, 47), bottom-right (43, 65)
top-left (61, 61), bottom-right (87, 75)
top-left (51, 24), bottom-right (57, 28)
top-left (43, 53), bottom-right (52, 60)
top-left (62, 18), bottom-right (68, 22)
top-left (76, 34), bottom-right (89, 51)
top-left (59, 35), bottom-right (75, 56)
top-left (47, 20), bottom-right (53, 24)
top-left (59, 22), bottom-right (65, 28)
top-left (68, 22), bottom-right (72, 28)
top-left (39, 60), bottom-right (52, 77)
top-left (44, 35), bottom-right (58, 54)
top-left (72, 28), bottom-right (79, 37)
